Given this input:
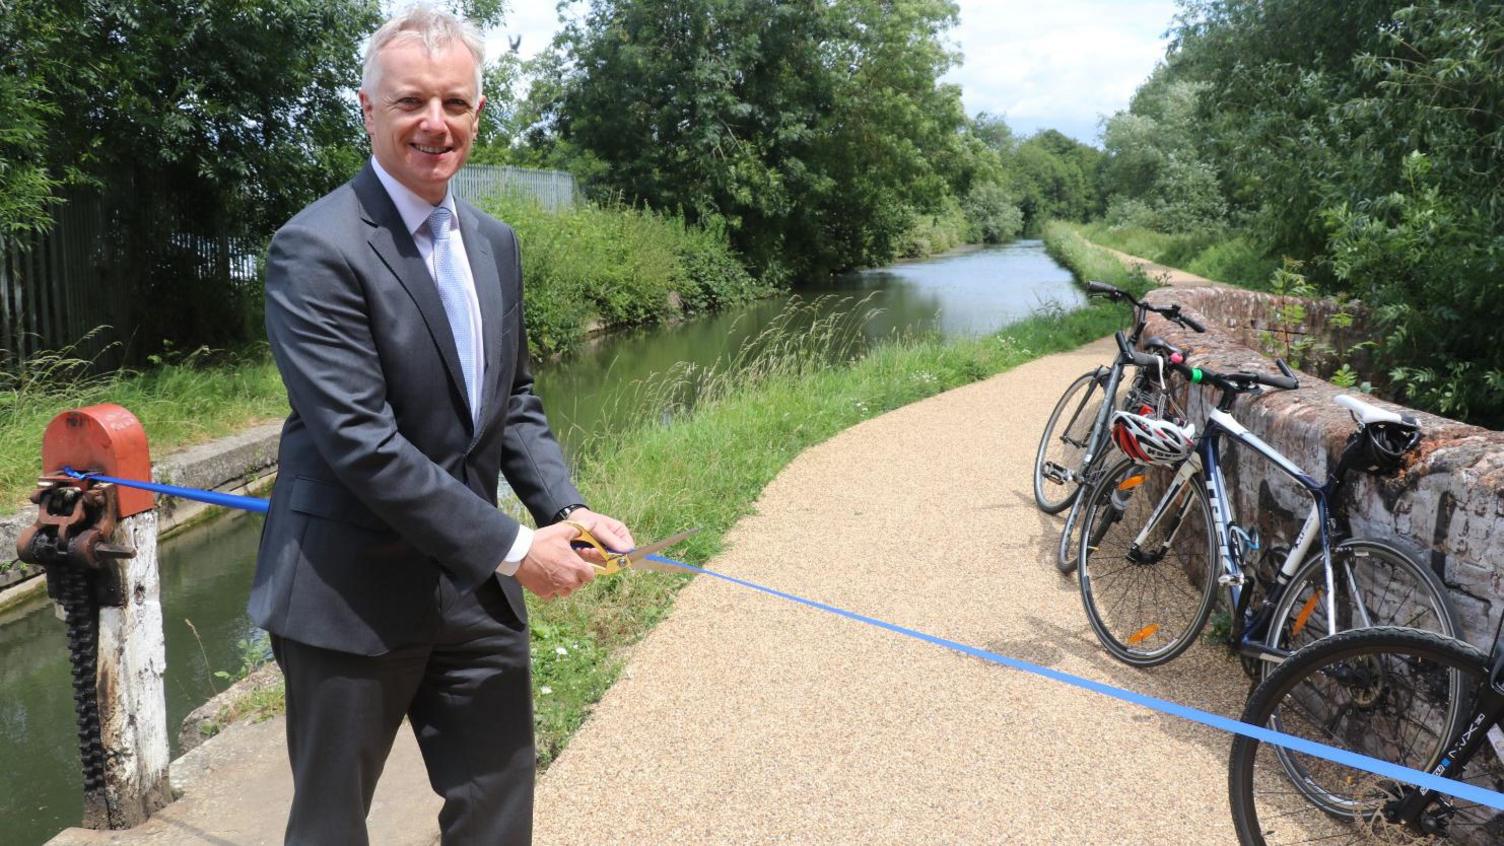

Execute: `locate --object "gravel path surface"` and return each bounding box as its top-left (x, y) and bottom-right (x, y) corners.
top-left (1098, 246), bottom-right (1225, 288)
top-left (534, 337), bottom-right (1253, 844)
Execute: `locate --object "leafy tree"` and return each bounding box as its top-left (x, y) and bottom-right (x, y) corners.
top-left (970, 112), bottom-right (1016, 154)
top-left (528, 0), bottom-right (967, 278)
top-left (1009, 130), bottom-right (1102, 231)
top-left (0, 10), bottom-right (60, 236)
top-left (1099, 70), bottom-right (1226, 233)
top-left (962, 182), bottom-right (1022, 244)
top-left (1106, 0), bottom-right (1504, 423)
top-left (1165, 0), bottom-right (1408, 259)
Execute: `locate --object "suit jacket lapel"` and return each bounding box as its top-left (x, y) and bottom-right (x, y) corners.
top-left (353, 165), bottom-right (472, 426)
top-left (458, 198), bottom-right (505, 429)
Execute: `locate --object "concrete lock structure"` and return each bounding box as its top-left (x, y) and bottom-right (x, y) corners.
top-left (17, 404), bottom-right (168, 829)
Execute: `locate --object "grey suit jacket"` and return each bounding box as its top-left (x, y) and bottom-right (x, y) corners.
top-left (250, 163), bottom-right (581, 656)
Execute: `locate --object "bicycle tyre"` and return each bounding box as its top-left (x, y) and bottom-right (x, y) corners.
top-left (1077, 457), bottom-right (1219, 666)
top-left (1033, 369), bottom-right (1106, 514)
top-left (1229, 626), bottom-right (1497, 845)
top-left (1262, 538), bottom-right (1461, 675)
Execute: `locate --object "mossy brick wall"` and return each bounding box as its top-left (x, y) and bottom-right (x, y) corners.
top-left (1173, 286), bottom-right (1376, 379)
top-left (1144, 287), bottom-right (1504, 646)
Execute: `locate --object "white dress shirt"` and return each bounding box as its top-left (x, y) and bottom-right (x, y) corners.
top-left (369, 158), bottom-right (533, 572)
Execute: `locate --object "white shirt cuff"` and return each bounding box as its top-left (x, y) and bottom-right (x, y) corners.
top-left (496, 525), bottom-right (534, 576)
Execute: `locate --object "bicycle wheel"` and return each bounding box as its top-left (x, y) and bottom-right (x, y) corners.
top-left (1229, 627), bottom-right (1502, 845)
top-left (1263, 539), bottom-right (1461, 672)
top-left (1076, 457), bottom-right (1218, 666)
top-left (1033, 369), bottom-right (1107, 514)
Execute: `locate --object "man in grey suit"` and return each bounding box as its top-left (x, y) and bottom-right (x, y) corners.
top-left (250, 7), bottom-right (632, 843)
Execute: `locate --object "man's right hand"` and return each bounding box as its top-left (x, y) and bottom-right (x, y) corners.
top-left (513, 522), bottom-right (597, 600)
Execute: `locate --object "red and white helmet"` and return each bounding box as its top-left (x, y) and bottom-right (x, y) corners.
top-left (1111, 411), bottom-right (1196, 465)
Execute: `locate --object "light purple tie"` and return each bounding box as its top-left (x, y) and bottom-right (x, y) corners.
top-left (426, 206), bottom-right (477, 417)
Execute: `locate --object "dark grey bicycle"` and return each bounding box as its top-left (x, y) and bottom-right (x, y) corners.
top-left (1030, 281), bottom-right (1203, 573)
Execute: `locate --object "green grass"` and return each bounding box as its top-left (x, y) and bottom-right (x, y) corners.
top-left (1074, 222), bottom-right (1279, 289)
top-left (1042, 220), bottom-right (1155, 297)
top-left (0, 340), bottom-right (288, 513)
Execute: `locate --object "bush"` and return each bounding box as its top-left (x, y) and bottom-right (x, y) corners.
top-left (1104, 197), bottom-right (1158, 231)
top-left (895, 197), bottom-right (971, 258)
top-left (1150, 155), bottom-right (1227, 234)
top-left (484, 193), bottom-right (768, 357)
top-left (1324, 152), bottom-right (1504, 427)
top-left (962, 182), bottom-right (1024, 244)
top-left (670, 216), bottom-right (767, 314)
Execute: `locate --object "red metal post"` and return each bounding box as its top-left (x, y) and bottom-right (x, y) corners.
top-left (40, 403), bottom-right (154, 517)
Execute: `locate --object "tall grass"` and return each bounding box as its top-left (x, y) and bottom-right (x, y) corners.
top-left (1076, 222), bottom-right (1279, 289)
top-left (0, 337), bottom-right (286, 512)
top-left (1041, 220), bottom-right (1156, 297)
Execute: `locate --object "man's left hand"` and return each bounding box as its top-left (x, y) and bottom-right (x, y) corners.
top-left (567, 508), bottom-right (636, 562)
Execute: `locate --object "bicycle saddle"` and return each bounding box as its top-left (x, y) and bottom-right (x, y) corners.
top-left (1142, 336), bottom-right (1184, 360)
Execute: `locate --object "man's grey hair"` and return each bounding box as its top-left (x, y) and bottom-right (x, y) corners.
top-left (361, 4), bottom-right (486, 97)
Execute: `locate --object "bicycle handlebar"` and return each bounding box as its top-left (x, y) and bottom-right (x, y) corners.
top-left (1174, 359), bottom-right (1299, 394)
top-left (1085, 280), bottom-right (1205, 333)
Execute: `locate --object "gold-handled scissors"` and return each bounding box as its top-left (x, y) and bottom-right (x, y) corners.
top-left (565, 522), bottom-right (699, 576)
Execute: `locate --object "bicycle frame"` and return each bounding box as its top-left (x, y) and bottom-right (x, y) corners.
top-left (1130, 405), bottom-right (1347, 665)
top-left (1061, 336), bottom-right (1181, 495)
top-left (1051, 340), bottom-right (1145, 490)
top-left (1071, 360), bottom-right (1127, 484)
top-left (1051, 291), bottom-right (1188, 493)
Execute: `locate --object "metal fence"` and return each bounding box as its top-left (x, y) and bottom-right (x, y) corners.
top-left (0, 192), bottom-right (132, 369)
top-left (0, 187), bottom-right (264, 371)
top-left (453, 164), bottom-right (578, 211)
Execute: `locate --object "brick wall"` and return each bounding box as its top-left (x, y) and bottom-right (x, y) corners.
top-left (1143, 287), bottom-right (1504, 645)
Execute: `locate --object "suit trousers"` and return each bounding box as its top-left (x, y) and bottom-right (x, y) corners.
top-left (271, 575), bottom-right (534, 845)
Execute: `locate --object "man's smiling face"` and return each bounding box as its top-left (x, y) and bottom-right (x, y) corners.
top-left (360, 38), bottom-right (485, 205)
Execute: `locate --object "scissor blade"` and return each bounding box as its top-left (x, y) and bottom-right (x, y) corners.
top-left (621, 528), bottom-right (699, 572)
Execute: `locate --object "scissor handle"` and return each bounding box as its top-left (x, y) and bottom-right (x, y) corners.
top-left (564, 520), bottom-right (624, 576)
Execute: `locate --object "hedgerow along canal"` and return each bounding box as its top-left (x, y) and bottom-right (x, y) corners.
top-left (0, 240), bottom-right (1082, 844)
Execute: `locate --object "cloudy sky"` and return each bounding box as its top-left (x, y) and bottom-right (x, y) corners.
top-left (485, 0), bottom-right (1181, 147)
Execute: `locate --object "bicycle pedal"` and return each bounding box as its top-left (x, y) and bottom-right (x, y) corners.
top-left (1041, 462), bottom-right (1072, 485)
top-left (1218, 573), bottom-right (1246, 587)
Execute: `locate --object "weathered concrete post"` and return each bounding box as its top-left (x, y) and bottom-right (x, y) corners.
top-left (19, 404), bottom-right (170, 828)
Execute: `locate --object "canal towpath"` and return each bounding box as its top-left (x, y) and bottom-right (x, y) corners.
top-left (46, 334), bottom-right (1252, 845)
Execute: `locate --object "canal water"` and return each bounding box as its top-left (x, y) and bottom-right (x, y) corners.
top-left (0, 240), bottom-right (1081, 844)
top-left (533, 240), bottom-right (1084, 452)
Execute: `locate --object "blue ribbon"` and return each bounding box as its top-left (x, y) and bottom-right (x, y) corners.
top-left (51, 468), bottom-right (1504, 812)
top-left (643, 553), bottom-right (1504, 812)
top-left (61, 467), bottom-right (270, 514)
